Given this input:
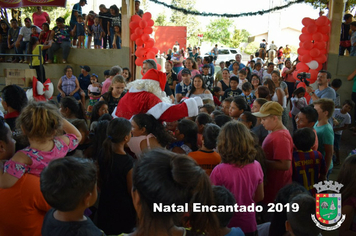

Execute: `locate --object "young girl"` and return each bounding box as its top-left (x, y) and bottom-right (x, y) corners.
top-left (196, 56), bottom-right (203, 72)
top-left (90, 101), bottom-right (109, 130)
top-left (127, 113), bottom-right (171, 157)
top-left (86, 73), bottom-right (102, 117)
top-left (85, 11), bottom-right (95, 49)
top-left (237, 68), bottom-right (249, 90)
top-left (195, 112), bottom-right (213, 148)
top-left (187, 75), bottom-right (214, 104)
top-left (229, 97), bottom-right (249, 120)
top-left (230, 61), bottom-right (239, 77)
top-left (291, 87), bottom-right (307, 131)
top-left (253, 62), bottom-right (264, 83)
top-left (171, 119), bottom-right (198, 154)
top-left (100, 75), bottom-right (126, 115)
top-left (122, 67), bottom-right (132, 83)
top-left (218, 68), bottom-right (231, 92)
top-left (210, 121), bottom-right (264, 235)
top-left (108, 5), bottom-right (121, 49)
top-left (112, 25), bottom-right (121, 49)
top-left (338, 155), bottom-right (356, 235)
top-left (30, 26), bottom-right (39, 38)
top-left (29, 37), bottom-right (52, 83)
top-left (0, 102), bottom-right (81, 188)
top-left (60, 96), bottom-right (85, 122)
top-left (97, 118), bottom-right (136, 235)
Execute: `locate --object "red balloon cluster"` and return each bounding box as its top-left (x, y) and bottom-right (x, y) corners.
top-left (130, 12), bottom-right (161, 71)
top-left (294, 16), bottom-right (330, 85)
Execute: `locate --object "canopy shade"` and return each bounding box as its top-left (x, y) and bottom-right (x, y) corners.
top-left (0, 0), bottom-right (66, 8)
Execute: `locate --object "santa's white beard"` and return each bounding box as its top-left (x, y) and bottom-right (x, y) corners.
top-left (127, 79), bottom-right (172, 104)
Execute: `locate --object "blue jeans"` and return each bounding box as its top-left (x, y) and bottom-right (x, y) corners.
top-left (350, 46), bottom-right (356, 56)
top-left (109, 27), bottom-right (115, 48)
top-left (17, 41), bottom-right (30, 61)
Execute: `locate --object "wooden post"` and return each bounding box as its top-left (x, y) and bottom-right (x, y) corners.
top-left (122, 0), bottom-right (136, 80)
top-left (327, 0), bottom-right (345, 55)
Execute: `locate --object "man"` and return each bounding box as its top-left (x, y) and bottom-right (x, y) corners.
top-left (99, 4), bottom-right (111, 49)
top-left (228, 53), bottom-right (246, 71)
top-left (306, 70), bottom-right (336, 104)
top-left (78, 65), bottom-right (91, 105)
top-left (296, 106), bottom-right (319, 151)
top-left (213, 44), bottom-right (218, 64)
top-left (15, 18), bottom-right (41, 63)
top-left (101, 65), bottom-right (122, 95)
top-left (7, 19), bottom-right (20, 63)
top-left (268, 40), bottom-right (277, 63)
top-left (143, 59), bottom-right (175, 103)
top-left (283, 44), bottom-right (291, 59)
top-left (135, 0), bottom-right (144, 17)
top-left (70, 0), bottom-right (87, 46)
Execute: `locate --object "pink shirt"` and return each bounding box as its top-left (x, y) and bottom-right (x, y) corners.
top-left (210, 161), bottom-right (263, 233)
top-left (101, 77), bottom-right (113, 95)
top-left (262, 129), bottom-right (293, 204)
top-left (282, 67), bottom-right (296, 83)
top-left (32, 12), bottom-right (49, 29)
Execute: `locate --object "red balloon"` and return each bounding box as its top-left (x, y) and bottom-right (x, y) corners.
top-left (146, 51), bottom-right (155, 59)
top-left (135, 57), bottom-right (144, 66)
top-left (316, 54), bottom-right (327, 64)
top-left (151, 47), bottom-right (159, 54)
top-left (309, 69), bottom-right (319, 81)
top-left (135, 47), bottom-right (146, 57)
top-left (312, 32), bottom-right (323, 42)
top-left (315, 16), bottom-right (329, 26)
top-left (143, 27), bottom-right (153, 34)
top-left (147, 19), bottom-right (154, 27)
top-left (157, 64), bottom-right (162, 71)
top-left (129, 21), bottom-right (139, 30)
top-left (135, 28), bottom-right (144, 36)
top-left (130, 33), bottom-right (138, 41)
top-left (323, 34), bottom-right (329, 42)
top-left (305, 93), bottom-right (311, 104)
top-left (314, 41), bottom-right (326, 50)
top-left (303, 41), bottom-right (314, 50)
top-left (142, 12), bottom-right (152, 21)
top-left (293, 70), bottom-right (300, 81)
top-left (296, 62), bottom-right (309, 72)
top-left (140, 67), bottom-right (144, 76)
top-left (139, 20), bottom-right (147, 29)
top-left (145, 38), bottom-right (154, 48)
top-left (309, 48), bottom-right (321, 58)
top-left (299, 33), bottom-right (312, 42)
top-left (299, 42), bottom-right (303, 48)
top-left (136, 38), bottom-right (144, 46)
top-left (301, 54), bottom-right (312, 63)
top-left (297, 48), bottom-right (308, 55)
top-left (302, 17), bottom-right (315, 27)
top-left (316, 63), bottom-right (323, 71)
top-left (141, 34), bottom-right (150, 42)
top-left (302, 27), bottom-right (308, 34)
top-left (297, 82), bottom-right (306, 88)
top-left (307, 24), bottom-right (318, 34)
top-left (319, 49), bottom-right (327, 55)
top-left (131, 15), bottom-right (141, 22)
top-left (318, 25), bottom-right (330, 34)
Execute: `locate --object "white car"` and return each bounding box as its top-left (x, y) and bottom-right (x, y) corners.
top-left (205, 48), bottom-right (240, 62)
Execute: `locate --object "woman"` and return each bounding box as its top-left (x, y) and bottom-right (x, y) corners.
top-left (32, 6), bottom-right (50, 29)
top-left (57, 65), bottom-right (81, 102)
top-left (277, 46), bottom-right (284, 70)
top-left (191, 47), bottom-right (199, 61)
top-left (217, 68), bottom-right (231, 92)
top-left (281, 59), bottom-right (296, 106)
top-left (85, 11), bottom-right (96, 49)
top-left (172, 47), bottom-right (184, 74)
top-left (60, 96), bottom-right (85, 122)
top-left (187, 74), bottom-right (213, 104)
top-left (230, 61), bottom-right (239, 77)
top-left (271, 70), bottom-right (289, 99)
top-left (165, 48), bottom-right (172, 61)
top-left (165, 61), bottom-right (178, 95)
top-left (108, 5), bottom-right (121, 49)
top-left (177, 57), bottom-right (200, 82)
top-left (47, 17), bottom-right (73, 64)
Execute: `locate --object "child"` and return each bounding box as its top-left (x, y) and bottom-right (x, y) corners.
top-left (241, 82), bottom-right (255, 106)
top-left (0, 21), bottom-right (9, 62)
top-left (122, 67), bottom-right (132, 83)
top-left (292, 128), bottom-right (326, 196)
top-left (0, 120), bottom-right (16, 161)
top-left (204, 56), bottom-right (214, 76)
top-left (313, 98), bottom-right (335, 178)
top-left (112, 25), bottom-right (121, 49)
top-left (285, 194), bottom-right (321, 236)
top-left (72, 15), bottom-right (85, 48)
top-left (333, 100), bottom-right (354, 165)
top-left (215, 61), bottom-right (225, 86)
top-left (175, 68), bottom-right (192, 103)
top-left (223, 76), bottom-right (242, 99)
top-left (202, 64), bottom-right (214, 91)
top-left (189, 123), bottom-right (220, 175)
top-left (291, 87), bottom-right (307, 131)
top-left (171, 119), bottom-right (198, 154)
top-left (0, 102), bottom-right (81, 189)
top-left (296, 106), bottom-right (319, 151)
top-left (195, 112), bottom-right (213, 147)
top-left (221, 97), bottom-right (234, 116)
top-left (251, 74), bottom-right (261, 94)
top-left (29, 37), bottom-right (52, 83)
top-left (253, 62), bottom-right (264, 83)
top-left (350, 21), bottom-right (356, 56)
top-left (237, 68), bottom-right (249, 90)
top-left (127, 113), bottom-right (171, 157)
top-left (331, 78), bottom-right (342, 107)
top-left (239, 111), bottom-right (257, 130)
top-left (60, 96), bottom-right (86, 122)
top-left (212, 186), bottom-right (245, 236)
top-left (90, 101), bottom-right (109, 130)
top-left (100, 75), bottom-right (126, 115)
top-left (214, 114), bottom-right (232, 128)
top-left (337, 155), bottom-right (356, 235)
top-left (229, 97), bottom-right (249, 120)
top-left (199, 104), bottom-right (215, 114)
top-left (196, 56), bottom-right (203, 72)
top-left (87, 73), bottom-right (102, 117)
top-left (7, 19), bottom-right (20, 63)
top-left (252, 101), bottom-right (293, 204)
top-left (92, 16), bottom-right (105, 49)
top-left (40, 157), bottom-right (104, 236)
top-left (212, 86), bottom-right (222, 106)
top-left (251, 98), bottom-right (269, 145)
top-left (97, 118), bottom-right (136, 234)
top-left (30, 25), bottom-right (39, 38)
top-left (210, 121), bottom-right (264, 234)
top-left (69, 119), bottom-right (92, 158)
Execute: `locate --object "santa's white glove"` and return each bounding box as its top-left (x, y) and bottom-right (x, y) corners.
top-left (193, 97), bottom-right (203, 107)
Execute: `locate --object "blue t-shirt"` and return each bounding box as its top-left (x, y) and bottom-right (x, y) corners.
top-left (175, 81), bottom-right (192, 97)
top-left (78, 73), bottom-right (91, 91)
top-left (70, 3), bottom-right (82, 25)
top-left (314, 122), bottom-right (334, 170)
top-left (309, 86), bottom-right (336, 104)
top-left (228, 63), bottom-right (246, 71)
top-left (209, 63), bottom-right (215, 76)
top-left (225, 227), bottom-right (245, 236)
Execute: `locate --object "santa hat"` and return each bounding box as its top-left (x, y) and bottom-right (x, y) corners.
top-left (142, 69), bottom-right (166, 91)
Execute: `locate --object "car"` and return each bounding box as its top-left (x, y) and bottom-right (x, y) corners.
top-left (204, 48), bottom-right (240, 62)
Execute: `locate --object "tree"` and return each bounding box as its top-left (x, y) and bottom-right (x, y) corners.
top-left (228, 28), bottom-right (250, 48)
top-left (244, 42), bottom-right (259, 55)
top-left (203, 18), bottom-right (233, 46)
top-left (155, 11), bottom-right (169, 26)
top-left (305, 0), bottom-right (356, 11)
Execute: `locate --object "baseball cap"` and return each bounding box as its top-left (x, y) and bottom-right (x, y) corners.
top-left (181, 68), bottom-right (191, 75)
top-left (91, 73), bottom-right (98, 78)
top-left (252, 101), bottom-right (283, 117)
top-left (80, 65), bottom-right (91, 72)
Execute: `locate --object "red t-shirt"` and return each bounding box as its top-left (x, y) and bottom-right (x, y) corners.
top-left (32, 12), bottom-right (49, 29)
top-left (262, 129), bottom-right (293, 204)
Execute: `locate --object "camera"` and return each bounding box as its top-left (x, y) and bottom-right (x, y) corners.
top-left (297, 72), bottom-right (310, 86)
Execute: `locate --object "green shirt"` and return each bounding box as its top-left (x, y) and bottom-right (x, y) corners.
top-left (353, 75), bottom-right (356, 92)
top-left (314, 121), bottom-right (334, 170)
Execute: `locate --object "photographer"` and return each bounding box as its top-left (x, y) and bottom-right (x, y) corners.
top-left (306, 70), bottom-right (336, 104)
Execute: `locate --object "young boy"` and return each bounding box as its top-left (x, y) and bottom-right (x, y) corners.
top-left (215, 61), bottom-right (225, 86)
top-left (202, 64), bottom-right (214, 91)
top-left (252, 101), bottom-right (293, 204)
top-left (40, 157), bottom-right (105, 236)
top-left (350, 21), bottom-right (356, 56)
top-left (296, 106), bottom-right (319, 151)
top-left (223, 76), bottom-right (242, 99)
top-left (330, 78), bottom-right (342, 107)
top-left (292, 128), bottom-right (326, 196)
top-left (203, 56), bottom-right (214, 76)
top-left (175, 68), bottom-right (192, 103)
top-left (241, 82), bottom-right (255, 106)
top-left (30, 25), bottom-right (39, 38)
top-left (212, 86), bottom-right (222, 106)
top-left (212, 186), bottom-right (245, 236)
top-left (92, 16), bottom-right (105, 49)
top-left (333, 100), bottom-right (354, 165)
top-left (221, 97), bottom-right (234, 116)
top-left (313, 98), bottom-right (335, 178)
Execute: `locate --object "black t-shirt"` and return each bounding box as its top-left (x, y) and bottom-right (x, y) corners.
top-left (164, 81), bottom-right (172, 96)
top-left (97, 152), bottom-right (136, 235)
top-left (42, 208), bottom-right (105, 236)
top-left (223, 88), bottom-right (242, 99)
top-left (202, 74), bottom-right (214, 91)
top-left (101, 91), bottom-right (125, 115)
top-left (99, 11), bottom-right (111, 32)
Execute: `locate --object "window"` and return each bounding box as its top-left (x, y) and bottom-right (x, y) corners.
top-left (230, 50), bottom-right (238, 54)
top-left (219, 49), bottom-right (229, 55)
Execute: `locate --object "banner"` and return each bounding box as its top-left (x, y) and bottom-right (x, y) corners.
top-left (0, 0), bottom-right (67, 8)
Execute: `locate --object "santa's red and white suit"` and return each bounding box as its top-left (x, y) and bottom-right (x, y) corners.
top-left (114, 69), bottom-right (202, 121)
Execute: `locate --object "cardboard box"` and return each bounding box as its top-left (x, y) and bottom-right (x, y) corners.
top-left (5, 69), bottom-right (37, 87)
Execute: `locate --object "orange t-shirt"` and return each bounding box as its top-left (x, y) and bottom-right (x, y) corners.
top-left (0, 174), bottom-right (51, 236)
top-left (188, 150), bottom-right (221, 176)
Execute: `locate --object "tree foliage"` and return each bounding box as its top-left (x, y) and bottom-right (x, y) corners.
top-left (228, 28), bottom-right (250, 48)
top-left (244, 42), bottom-right (259, 55)
top-left (203, 18), bottom-right (233, 47)
top-left (305, 0), bottom-right (356, 11)
top-left (155, 11), bottom-right (170, 26)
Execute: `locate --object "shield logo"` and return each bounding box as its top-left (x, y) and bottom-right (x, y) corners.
top-left (316, 193), bottom-right (342, 225)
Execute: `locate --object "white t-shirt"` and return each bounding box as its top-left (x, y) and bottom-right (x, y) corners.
top-left (333, 108), bottom-right (351, 135)
top-left (19, 25), bottom-right (41, 41)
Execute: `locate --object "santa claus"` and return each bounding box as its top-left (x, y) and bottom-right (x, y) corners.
top-left (114, 68), bottom-right (202, 122)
